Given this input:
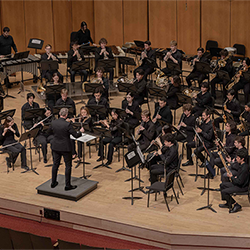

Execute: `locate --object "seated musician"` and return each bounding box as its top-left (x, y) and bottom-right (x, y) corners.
top-left (133, 40), bottom-right (156, 80)
top-left (149, 133), bottom-right (179, 185)
top-left (162, 40), bottom-right (182, 77)
top-left (152, 97), bottom-right (172, 134)
top-left (239, 102), bottom-right (250, 136)
top-left (75, 107), bottom-right (93, 163)
top-left (186, 47), bottom-right (209, 88)
top-left (67, 41), bottom-right (88, 83)
top-left (219, 148), bottom-right (249, 213)
top-left (95, 38), bottom-right (114, 83)
top-left (76, 21), bottom-right (96, 46)
top-left (121, 92), bottom-right (141, 130)
top-left (175, 104), bottom-right (195, 166)
top-left (34, 107), bottom-right (54, 163)
top-left (211, 49), bottom-right (233, 99)
top-left (210, 120), bottom-right (237, 170)
top-left (95, 66), bottom-right (109, 100)
top-left (184, 109), bottom-right (215, 167)
top-left (41, 44), bottom-right (63, 83)
top-left (221, 136), bottom-right (248, 183)
top-left (0, 27), bottom-right (17, 89)
top-left (87, 87), bottom-right (109, 122)
top-left (0, 116), bottom-right (29, 170)
top-left (192, 82), bottom-right (212, 117)
top-left (133, 69), bottom-right (147, 105)
top-left (214, 89), bottom-right (241, 129)
top-left (97, 109), bottom-right (123, 165)
top-left (233, 57), bottom-right (250, 105)
top-left (55, 88), bottom-right (76, 117)
top-left (166, 75), bottom-right (181, 109)
top-left (21, 93), bottom-right (40, 130)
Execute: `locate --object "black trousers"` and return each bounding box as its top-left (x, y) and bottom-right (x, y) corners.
top-left (210, 77), bottom-right (228, 99)
top-left (150, 163), bottom-right (164, 184)
top-left (70, 69), bottom-right (88, 83)
top-left (186, 141), bottom-right (208, 163)
top-left (186, 72), bottom-right (206, 88)
top-left (52, 150), bottom-right (72, 187)
top-left (210, 151), bottom-right (224, 169)
top-left (175, 133), bottom-right (193, 161)
top-left (36, 134), bottom-right (53, 160)
top-left (6, 143), bottom-right (27, 167)
top-left (134, 65), bottom-right (154, 80)
top-left (98, 136), bottom-right (122, 162)
top-left (221, 164), bottom-right (238, 182)
top-left (233, 80), bottom-right (250, 105)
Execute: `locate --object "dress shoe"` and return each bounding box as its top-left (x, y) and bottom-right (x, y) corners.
top-left (6, 157), bottom-right (12, 168)
top-left (182, 161), bottom-right (193, 166)
top-left (51, 181), bottom-right (58, 188)
top-left (105, 161), bottom-right (112, 165)
top-left (65, 185), bottom-right (77, 191)
top-left (219, 203), bottom-right (229, 208)
top-left (96, 157), bottom-right (104, 162)
top-left (44, 158), bottom-right (47, 164)
top-left (21, 165), bottom-right (29, 170)
top-left (199, 163), bottom-right (206, 168)
top-left (214, 188), bottom-right (221, 191)
top-left (229, 203), bottom-right (242, 213)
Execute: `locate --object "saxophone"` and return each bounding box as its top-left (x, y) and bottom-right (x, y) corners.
top-left (238, 110), bottom-right (246, 132)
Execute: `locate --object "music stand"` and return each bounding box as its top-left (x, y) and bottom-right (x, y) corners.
top-left (81, 46), bottom-right (97, 55)
top-left (148, 87), bottom-right (167, 98)
top-left (217, 70), bottom-right (231, 82)
top-left (45, 84), bottom-right (64, 105)
top-left (86, 105), bottom-right (107, 122)
top-left (143, 57), bottom-right (158, 69)
top-left (53, 106), bottom-right (74, 118)
top-left (176, 93), bottom-right (192, 105)
top-left (165, 61), bottom-right (181, 75)
top-left (21, 128), bottom-right (40, 175)
top-left (40, 60), bottom-right (59, 72)
top-left (134, 40), bottom-right (144, 48)
top-left (109, 107), bottom-right (127, 119)
top-left (28, 38), bottom-right (44, 54)
top-left (92, 127), bottom-right (112, 169)
top-left (97, 59), bottom-right (116, 71)
top-left (118, 82), bottom-right (137, 93)
top-left (84, 83), bottom-right (103, 93)
top-left (195, 61), bottom-right (211, 74)
top-left (210, 48), bottom-right (223, 58)
top-left (24, 108), bottom-right (45, 125)
top-left (0, 109), bottom-right (15, 123)
top-left (119, 57), bottom-right (136, 75)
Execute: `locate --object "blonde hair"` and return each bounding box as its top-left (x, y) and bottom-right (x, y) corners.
top-left (170, 40), bottom-right (177, 46)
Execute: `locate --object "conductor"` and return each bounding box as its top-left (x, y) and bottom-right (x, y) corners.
top-left (48, 108), bottom-right (84, 190)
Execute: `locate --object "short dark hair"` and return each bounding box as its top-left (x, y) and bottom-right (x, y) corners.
top-left (183, 103), bottom-right (192, 112)
top-left (159, 97), bottom-right (167, 103)
top-left (99, 38), bottom-right (108, 45)
top-left (81, 21), bottom-right (87, 28)
top-left (45, 44), bottom-right (52, 49)
top-left (94, 87), bottom-right (103, 94)
top-left (244, 57), bottom-right (250, 66)
top-left (220, 49), bottom-right (228, 57)
top-left (127, 92), bottom-right (134, 98)
top-left (172, 75), bottom-right (181, 85)
top-left (144, 40), bottom-right (151, 46)
top-left (227, 89), bottom-right (236, 96)
top-left (136, 69), bottom-right (145, 76)
top-left (162, 133), bottom-right (175, 144)
top-left (96, 67), bottom-right (104, 73)
top-left (3, 27), bottom-right (10, 32)
top-left (226, 120), bottom-right (237, 134)
top-left (27, 93), bottom-right (35, 100)
top-left (202, 108), bottom-right (211, 116)
top-left (201, 81), bottom-right (209, 90)
top-left (246, 102), bottom-right (250, 108)
top-left (197, 47), bottom-right (204, 53)
top-left (236, 148), bottom-right (248, 162)
top-left (162, 125), bottom-right (172, 134)
top-left (70, 41), bottom-right (78, 47)
top-left (235, 136), bottom-right (245, 147)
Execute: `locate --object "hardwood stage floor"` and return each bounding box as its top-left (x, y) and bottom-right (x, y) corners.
top-left (0, 70), bottom-right (250, 249)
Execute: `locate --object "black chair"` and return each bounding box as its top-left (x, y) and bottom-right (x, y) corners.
top-left (233, 44), bottom-right (246, 61)
top-left (171, 104), bottom-right (181, 125)
top-left (81, 244), bottom-right (104, 249)
top-left (30, 233), bottom-right (53, 249)
top-left (0, 148), bottom-right (15, 172)
top-left (233, 171), bottom-right (250, 203)
top-left (58, 239), bottom-right (81, 249)
top-left (146, 169), bottom-right (179, 211)
top-left (9, 229), bottom-right (33, 249)
top-left (206, 40), bottom-right (218, 52)
top-left (175, 154), bottom-right (184, 195)
top-left (0, 227), bottom-right (13, 249)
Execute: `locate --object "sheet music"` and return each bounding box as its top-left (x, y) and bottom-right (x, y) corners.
top-left (70, 133), bottom-right (96, 143)
top-left (32, 39), bottom-right (41, 44)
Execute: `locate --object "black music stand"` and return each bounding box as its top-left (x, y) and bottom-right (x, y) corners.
top-left (176, 93), bottom-right (192, 105)
top-left (134, 40), bottom-right (144, 48)
top-left (53, 106), bottom-right (74, 118)
top-left (84, 83), bottom-right (103, 93)
top-left (71, 60), bottom-right (90, 82)
top-left (195, 61), bottom-right (211, 74)
top-left (109, 107), bottom-right (127, 119)
top-left (118, 82), bottom-right (137, 93)
top-left (86, 104), bottom-right (107, 122)
top-left (148, 87), bottom-right (167, 98)
top-left (143, 57), bottom-right (158, 69)
top-left (40, 60), bottom-right (59, 72)
top-left (45, 84), bottom-right (64, 105)
top-left (21, 128), bottom-right (40, 175)
top-left (0, 109), bottom-right (15, 124)
top-left (217, 70), bottom-right (231, 82)
top-left (92, 127), bottom-right (112, 169)
top-left (81, 46), bottom-right (97, 55)
top-left (165, 61), bottom-right (181, 75)
top-left (24, 108), bottom-right (45, 127)
top-left (119, 56), bottom-right (136, 75)
top-left (28, 38), bottom-right (44, 54)
top-left (97, 59), bottom-right (116, 80)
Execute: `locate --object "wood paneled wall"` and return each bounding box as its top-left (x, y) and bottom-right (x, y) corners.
top-left (0, 0), bottom-right (250, 56)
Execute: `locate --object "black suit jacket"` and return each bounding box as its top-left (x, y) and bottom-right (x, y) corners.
top-left (141, 48), bottom-right (156, 68)
top-left (153, 105), bottom-right (173, 125)
top-left (95, 47), bottom-right (114, 66)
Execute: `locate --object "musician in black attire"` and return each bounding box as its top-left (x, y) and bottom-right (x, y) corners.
top-left (21, 93), bottom-right (40, 130)
top-left (214, 89), bottom-right (241, 129)
top-left (133, 40), bottom-right (156, 80)
top-left (41, 44), bottom-right (63, 82)
top-left (76, 21), bottom-right (95, 45)
top-left (48, 108), bottom-right (84, 190)
top-left (166, 75), bottom-right (181, 109)
top-left (239, 103), bottom-right (250, 136)
top-left (211, 49), bottom-right (233, 99)
top-left (186, 47), bottom-right (209, 87)
top-left (97, 109), bottom-right (123, 165)
top-left (192, 82), bottom-right (212, 117)
top-left (95, 67), bottom-right (109, 100)
top-left (233, 58), bottom-right (250, 104)
top-left (55, 88), bottom-right (76, 117)
top-left (87, 88), bottom-right (109, 121)
top-left (0, 27), bottom-right (17, 89)
top-left (219, 149), bottom-right (249, 213)
top-left (67, 41), bottom-right (88, 83)
top-left (149, 133), bottom-right (179, 184)
top-left (184, 109), bottom-right (215, 166)
top-left (162, 40), bottom-right (182, 77)
top-left (0, 116), bottom-right (28, 170)
top-left (122, 92), bottom-right (141, 130)
top-left (133, 69), bottom-right (147, 105)
top-left (152, 97), bottom-right (172, 134)
top-left (95, 38), bottom-right (114, 82)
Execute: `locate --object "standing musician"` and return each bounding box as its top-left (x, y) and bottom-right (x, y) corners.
top-left (214, 89), bottom-right (241, 129)
top-left (76, 21), bottom-right (96, 46)
top-left (95, 67), bottom-right (109, 100)
top-left (121, 92), bottom-right (141, 130)
top-left (95, 38), bottom-right (114, 83)
top-left (210, 120), bottom-right (237, 170)
top-left (166, 75), bottom-right (181, 109)
top-left (67, 41), bottom-right (88, 83)
top-left (186, 47), bottom-right (209, 88)
top-left (184, 109), bottom-right (215, 167)
top-left (97, 109), bottom-right (123, 165)
top-left (0, 27), bottom-right (17, 89)
top-left (133, 69), bottom-right (147, 105)
top-left (239, 103), bottom-right (250, 136)
top-left (33, 107), bottom-right (54, 164)
top-left (21, 93), bottom-right (40, 130)
top-left (219, 148), bottom-right (249, 213)
top-left (0, 116), bottom-right (29, 170)
top-left (133, 40), bottom-right (156, 81)
top-left (175, 104), bottom-right (195, 166)
top-left (152, 97), bottom-right (173, 134)
top-left (47, 108), bottom-right (84, 190)
top-left (233, 58), bottom-right (250, 105)
top-left (162, 40), bottom-right (182, 77)
top-left (87, 88), bottom-right (109, 121)
top-left (41, 44), bottom-right (63, 83)
top-left (149, 133), bottom-right (179, 185)
top-left (210, 49), bottom-right (233, 99)
top-left (55, 88), bottom-right (76, 117)
top-left (192, 82), bottom-right (212, 117)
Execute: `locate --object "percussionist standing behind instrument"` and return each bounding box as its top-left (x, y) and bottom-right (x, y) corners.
top-left (76, 21), bottom-right (96, 46)
top-left (133, 40), bottom-right (156, 81)
top-left (47, 108), bottom-right (84, 191)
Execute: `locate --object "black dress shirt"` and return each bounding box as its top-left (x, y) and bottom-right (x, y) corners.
top-left (195, 91), bottom-right (212, 108)
top-left (55, 97), bottom-right (76, 116)
top-left (225, 133), bottom-right (237, 158)
top-left (67, 49), bottom-right (85, 68)
top-left (167, 50), bottom-right (182, 69)
top-left (141, 48), bottom-right (156, 68)
top-left (153, 105), bottom-right (173, 125)
top-left (138, 120), bottom-right (156, 148)
top-left (95, 47), bottom-right (114, 66)
top-left (0, 34), bottom-right (17, 55)
top-left (21, 102), bottom-right (40, 122)
top-left (76, 29), bottom-right (94, 44)
top-left (198, 120), bottom-right (215, 148)
top-left (134, 79), bottom-right (147, 98)
top-left (160, 142), bottom-right (179, 172)
top-left (178, 114), bottom-right (195, 141)
top-left (0, 123), bottom-right (19, 145)
top-left (226, 98), bottom-right (241, 123)
top-left (109, 119), bottom-right (124, 138)
top-left (87, 96), bottom-right (109, 120)
top-left (166, 84), bottom-right (180, 109)
top-left (231, 162), bottom-right (249, 188)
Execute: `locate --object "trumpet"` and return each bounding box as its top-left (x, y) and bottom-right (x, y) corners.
top-left (103, 48), bottom-right (108, 60)
top-left (139, 49), bottom-right (147, 64)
